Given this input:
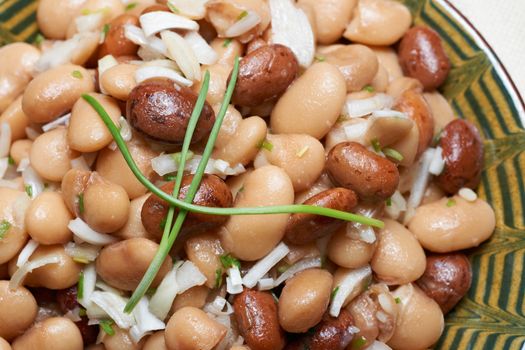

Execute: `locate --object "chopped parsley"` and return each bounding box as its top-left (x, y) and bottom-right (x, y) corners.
top-left (383, 147), bottom-right (404, 162)
top-left (73, 257), bottom-right (89, 264)
top-left (71, 70), bottom-right (83, 79)
top-left (167, 2), bottom-right (180, 13)
top-left (0, 220), bottom-right (11, 239)
top-left (446, 198), bottom-right (456, 207)
top-left (371, 138), bottom-right (381, 153)
top-left (99, 319), bottom-right (115, 336)
top-left (237, 10), bottom-right (248, 20)
top-left (79, 308), bottom-right (87, 317)
top-left (102, 24), bottom-right (110, 39)
top-left (385, 197), bottom-right (392, 207)
top-left (330, 286), bottom-right (339, 301)
top-left (363, 85), bottom-right (375, 93)
top-left (7, 156), bottom-right (14, 165)
top-left (314, 55), bottom-right (325, 62)
top-left (163, 173), bottom-right (177, 181)
top-left (351, 336), bottom-right (367, 349)
top-left (78, 193), bottom-right (85, 214)
top-left (222, 38), bottom-right (232, 47)
top-left (125, 2), bottom-right (137, 11)
top-left (25, 184), bottom-right (33, 198)
top-left (220, 254), bottom-right (241, 269)
top-left (33, 33), bottom-right (44, 45)
top-left (258, 139), bottom-right (273, 151)
top-left (395, 297), bottom-right (401, 304)
top-left (215, 268), bottom-right (223, 288)
top-left (77, 271), bottom-right (84, 299)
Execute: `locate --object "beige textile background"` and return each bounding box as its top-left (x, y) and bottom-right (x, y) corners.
top-left (452, 0), bottom-right (525, 96)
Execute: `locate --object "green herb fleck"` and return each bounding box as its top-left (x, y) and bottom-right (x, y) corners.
top-left (337, 115), bottom-right (347, 123)
top-left (314, 55), bottom-right (325, 62)
top-left (238, 186), bottom-right (245, 193)
top-left (73, 257), bottom-right (89, 264)
top-left (258, 139), bottom-right (273, 151)
top-left (125, 2), bottom-right (137, 11)
top-left (296, 146), bottom-right (309, 158)
top-left (0, 220), bottom-right (11, 239)
top-left (237, 10), bottom-right (248, 20)
top-left (72, 70), bottom-right (83, 79)
top-left (330, 286), bottom-right (339, 301)
top-left (25, 185), bottom-right (33, 198)
top-left (102, 24), bottom-right (110, 39)
top-left (446, 198), bottom-right (456, 207)
top-left (146, 287), bottom-right (157, 297)
top-left (77, 271), bottom-right (84, 299)
top-left (171, 150), bottom-right (194, 165)
top-left (33, 33), bottom-right (45, 45)
top-left (78, 193), bottom-right (85, 214)
top-left (81, 8), bottom-right (91, 15)
top-left (159, 216), bottom-right (168, 230)
top-left (395, 297), bottom-right (401, 304)
top-left (383, 147), bottom-right (404, 162)
top-left (167, 2), bottom-right (180, 13)
top-left (371, 138), bottom-right (381, 153)
top-left (99, 320), bottom-right (115, 336)
top-left (351, 336), bottom-right (367, 349)
top-left (79, 308), bottom-right (87, 316)
top-left (277, 264), bottom-right (290, 274)
top-left (222, 38), bottom-right (232, 47)
top-left (385, 197), bottom-right (392, 207)
top-left (215, 268), bottom-right (223, 288)
top-left (163, 174), bottom-right (177, 181)
top-left (363, 85), bottom-right (375, 93)
top-left (7, 156), bottom-right (15, 165)
top-left (220, 254), bottom-right (241, 269)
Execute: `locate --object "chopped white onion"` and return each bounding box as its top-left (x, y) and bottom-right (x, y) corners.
top-left (151, 154), bottom-right (245, 178)
top-left (75, 12), bottom-right (104, 33)
top-left (25, 126), bottom-right (41, 140)
top-left (0, 123), bottom-right (11, 158)
top-left (226, 277), bottom-right (243, 295)
top-left (68, 218), bottom-right (118, 245)
top-left (98, 55), bottom-right (119, 94)
top-left (385, 190), bottom-right (407, 220)
top-left (377, 293), bottom-right (396, 315)
top-left (428, 146), bottom-right (445, 175)
top-left (184, 31), bottom-right (218, 65)
top-left (16, 158), bottom-right (29, 173)
top-left (91, 291), bottom-right (135, 329)
top-left (0, 158), bottom-right (8, 179)
top-left (459, 187), bottom-right (478, 202)
top-left (269, 0), bottom-right (314, 67)
top-left (140, 11), bottom-right (199, 37)
top-left (64, 307), bottom-right (82, 322)
top-left (145, 36), bottom-right (170, 57)
top-left (371, 110), bottom-right (408, 119)
top-left (257, 278), bottom-right (275, 291)
top-left (16, 239), bottom-right (39, 267)
top-left (224, 11), bottom-right (261, 38)
top-left (167, 0), bottom-right (208, 20)
top-left (42, 113), bottom-right (71, 132)
top-left (176, 260), bottom-right (207, 294)
top-left (149, 261), bottom-right (182, 320)
top-left (70, 156), bottom-right (91, 171)
top-left (142, 59), bottom-right (179, 70)
top-left (368, 341), bottom-right (393, 350)
top-left (273, 257), bottom-right (322, 287)
top-left (405, 148), bottom-right (435, 223)
top-left (161, 30), bottom-right (200, 81)
top-left (346, 221), bottom-right (376, 244)
top-left (135, 66), bottom-right (193, 87)
top-left (124, 24), bottom-right (148, 46)
top-left (343, 121), bottom-right (369, 140)
top-left (0, 179), bottom-right (19, 189)
top-left (118, 117), bottom-right (133, 142)
top-left (22, 166), bottom-right (45, 199)
top-left (329, 265), bottom-right (372, 317)
top-left (130, 297), bottom-right (165, 342)
top-left (242, 242), bottom-right (290, 288)
top-left (343, 94), bottom-right (394, 118)
top-left (64, 242), bottom-right (101, 263)
top-left (78, 263), bottom-right (97, 308)
top-left (204, 296), bottom-right (234, 316)
top-left (34, 33), bottom-right (94, 72)
top-left (10, 255), bottom-right (61, 290)
top-left (86, 303), bottom-right (109, 320)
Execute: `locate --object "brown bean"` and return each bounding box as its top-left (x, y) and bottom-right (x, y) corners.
top-left (285, 310), bottom-right (355, 350)
top-left (141, 174), bottom-right (232, 240)
top-left (398, 26), bottom-right (451, 90)
top-left (55, 287), bottom-right (98, 346)
top-left (394, 89), bottom-right (434, 157)
top-left (231, 44), bottom-right (298, 107)
top-left (127, 79), bottom-right (215, 144)
top-left (326, 142), bottom-right (399, 202)
top-left (416, 253), bottom-right (472, 314)
top-left (435, 119), bottom-right (484, 194)
top-left (98, 14), bottom-right (139, 59)
top-left (233, 289), bottom-right (285, 350)
top-left (285, 188), bottom-right (358, 245)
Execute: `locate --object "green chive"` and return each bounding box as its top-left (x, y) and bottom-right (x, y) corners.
top-left (72, 70), bottom-right (83, 79)
top-left (78, 193), bottom-right (84, 214)
top-left (277, 264), bottom-right (289, 273)
top-left (258, 139), bottom-right (273, 151)
top-left (79, 308), bottom-right (87, 316)
top-left (125, 2), bottom-right (137, 11)
top-left (363, 85), bottom-right (375, 93)
top-left (215, 268), bottom-right (223, 288)
top-left (0, 220), bottom-right (11, 239)
top-left (220, 254), bottom-right (241, 269)
top-left (351, 336), bottom-right (367, 349)
top-left (237, 10), bottom-right (248, 20)
top-left (102, 24), bottom-right (110, 39)
top-left (447, 198), bottom-right (456, 207)
top-left (314, 55), bottom-right (325, 62)
top-left (33, 33), bottom-right (44, 45)
top-left (383, 147), bottom-right (404, 162)
top-left (99, 319), bottom-right (115, 336)
top-left (222, 38), bottom-right (232, 47)
top-left (163, 174), bottom-right (177, 181)
top-left (77, 271), bottom-right (84, 299)
top-left (25, 185), bottom-right (33, 198)
top-left (7, 156), bottom-right (14, 165)
top-left (171, 150), bottom-right (194, 165)
top-left (386, 197), bottom-right (392, 207)
top-left (330, 286), bottom-right (339, 301)
top-left (167, 2), bottom-right (180, 13)
top-left (395, 297), bottom-right (401, 304)
top-left (371, 138), bottom-right (381, 153)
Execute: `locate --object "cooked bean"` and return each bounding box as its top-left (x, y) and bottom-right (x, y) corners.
top-left (327, 226), bottom-right (376, 269)
top-left (0, 96), bottom-right (29, 141)
top-left (60, 168), bottom-right (92, 215)
top-left (96, 134), bottom-right (159, 199)
top-left (36, 0), bottom-right (86, 39)
top-left (26, 192), bottom-right (73, 244)
top-left (219, 165), bottom-right (294, 261)
top-left (101, 327), bottom-right (143, 350)
top-left (326, 142), bottom-right (399, 202)
top-left (0, 188), bottom-right (28, 264)
top-left (165, 307), bottom-right (227, 350)
top-left (9, 139), bottom-right (32, 165)
top-left (285, 310), bottom-right (355, 350)
top-left (143, 331), bottom-right (167, 350)
top-left (12, 317), bottom-right (83, 350)
top-left (398, 26), bottom-right (451, 90)
top-left (231, 44), bottom-right (298, 107)
top-left (388, 284), bottom-right (444, 350)
top-left (98, 14), bottom-right (139, 59)
top-left (408, 196), bottom-right (495, 252)
top-left (171, 285), bottom-right (209, 313)
top-left (278, 269), bottom-right (333, 333)
top-left (0, 43), bottom-right (40, 113)
top-left (30, 128), bottom-right (80, 182)
top-left (0, 337), bottom-right (10, 350)
top-left (99, 63), bottom-right (138, 101)
top-left (141, 174), bottom-right (232, 240)
top-left (424, 91), bottom-right (456, 135)
top-left (416, 253), bottom-right (472, 314)
top-left (271, 62), bottom-right (346, 139)
top-left (114, 194), bottom-right (152, 240)
top-left (343, 0), bottom-right (412, 46)
top-left (389, 120), bottom-right (420, 167)
top-left (23, 64), bottom-right (95, 124)
top-left (371, 64), bottom-right (389, 92)
top-left (372, 219), bottom-right (426, 285)
top-left (386, 76), bottom-right (423, 100)
top-left (435, 119), bottom-right (484, 194)
top-left (210, 37), bottom-right (244, 67)
top-left (0, 281), bottom-right (37, 341)
top-left (127, 79), bottom-right (215, 144)
top-left (96, 237), bottom-right (172, 290)
top-left (185, 232), bottom-right (225, 288)
top-left (68, 93), bottom-right (121, 152)
top-left (23, 245), bottom-right (81, 289)
top-left (394, 89), bottom-right (435, 157)
top-left (372, 46), bottom-right (403, 82)
top-left (233, 289), bottom-right (285, 350)
top-left (76, 0), bottom-right (125, 23)
top-left (285, 188), bottom-right (358, 245)
top-left (319, 44), bottom-right (379, 92)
